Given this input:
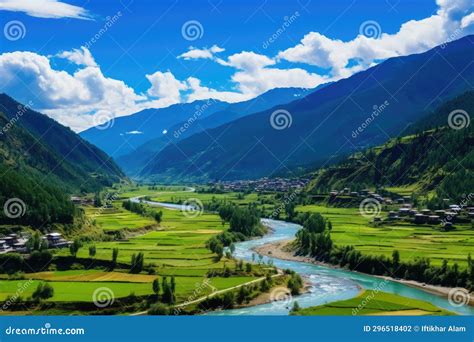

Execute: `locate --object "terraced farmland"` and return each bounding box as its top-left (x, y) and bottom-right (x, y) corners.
top-left (296, 205), bottom-right (474, 267)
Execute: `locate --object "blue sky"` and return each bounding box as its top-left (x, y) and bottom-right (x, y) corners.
top-left (0, 0), bottom-right (472, 130)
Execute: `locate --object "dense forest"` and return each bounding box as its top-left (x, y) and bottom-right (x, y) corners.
top-left (0, 95), bottom-right (126, 227)
top-left (306, 91), bottom-right (473, 203)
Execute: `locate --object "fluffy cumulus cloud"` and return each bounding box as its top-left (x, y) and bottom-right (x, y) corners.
top-left (0, 0), bottom-right (93, 20)
top-left (277, 0), bottom-right (473, 77)
top-left (0, 0), bottom-right (472, 131)
top-left (0, 49), bottom-right (147, 131)
top-left (56, 47), bottom-right (97, 67)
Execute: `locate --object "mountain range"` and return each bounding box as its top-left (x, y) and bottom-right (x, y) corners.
top-left (306, 90), bottom-right (473, 202)
top-left (135, 35), bottom-right (474, 183)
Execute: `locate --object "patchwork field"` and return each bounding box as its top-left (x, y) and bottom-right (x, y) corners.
top-left (0, 276), bottom-right (255, 302)
top-left (292, 291), bottom-right (454, 316)
top-left (84, 204), bottom-right (157, 231)
top-left (296, 205), bottom-right (474, 267)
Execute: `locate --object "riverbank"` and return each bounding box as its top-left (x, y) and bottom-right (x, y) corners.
top-left (253, 240), bottom-right (474, 307)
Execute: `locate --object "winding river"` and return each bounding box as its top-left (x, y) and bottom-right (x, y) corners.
top-left (210, 219), bottom-right (474, 316)
top-left (136, 194), bottom-right (474, 316)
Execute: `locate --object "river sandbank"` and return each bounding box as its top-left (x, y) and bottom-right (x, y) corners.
top-left (253, 240), bottom-right (474, 307)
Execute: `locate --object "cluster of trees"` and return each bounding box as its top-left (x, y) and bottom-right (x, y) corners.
top-left (287, 271), bottom-right (303, 295)
top-left (295, 213), bottom-right (474, 291)
top-left (130, 252), bottom-right (145, 273)
top-left (122, 200), bottom-right (163, 223)
top-left (32, 282), bottom-right (54, 301)
top-left (295, 213), bottom-right (333, 259)
top-left (151, 276), bottom-right (176, 305)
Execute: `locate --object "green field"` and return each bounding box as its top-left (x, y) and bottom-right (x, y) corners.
top-left (292, 291), bottom-right (454, 316)
top-left (84, 204), bottom-right (157, 231)
top-left (0, 276), bottom-right (255, 302)
top-left (296, 205), bottom-right (474, 267)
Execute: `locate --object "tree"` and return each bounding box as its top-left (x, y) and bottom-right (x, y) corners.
top-left (89, 245), bottom-right (96, 258)
top-left (69, 239), bottom-right (82, 257)
top-left (130, 252), bottom-right (144, 273)
top-left (229, 243), bottom-right (236, 255)
top-left (112, 248), bottom-right (119, 268)
top-left (291, 301), bottom-right (301, 313)
top-left (152, 278), bottom-right (161, 298)
top-left (287, 273), bottom-right (303, 295)
top-left (392, 250), bottom-right (400, 275)
top-left (32, 282), bottom-right (54, 301)
top-left (245, 263), bottom-right (252, 273)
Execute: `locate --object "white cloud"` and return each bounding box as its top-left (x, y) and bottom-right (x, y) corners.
top-left (125, 130), bottom-right (143, 135)
top-left (0, 0), bottom-right (93, 20)
top-left (146, 71), bottom-right (188, 105)
top-left (186, 77), bottom-right (251, 103)
top-left (277, 0), bottom-right (473, 77)
top-left (0, 50), bottom-right (149, 131)
top-left (56, 47), bottom-right (97, 67)
top-left (178, 45), bottom-right (225, 60)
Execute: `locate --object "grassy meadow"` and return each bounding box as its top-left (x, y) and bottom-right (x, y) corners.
top-left (292, 291), bottom-right (454, 316)
top-left (296, 205), bottom-right (474, 267)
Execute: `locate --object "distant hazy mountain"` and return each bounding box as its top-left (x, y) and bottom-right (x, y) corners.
top-left (0, 94), bottom-right (124, 193)
top-left (140, 35), bottom-right (474, 183)
top-left (116, 87), bottom-right (316, 175)
top-left (79, 100), bottom-right (230, 158)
